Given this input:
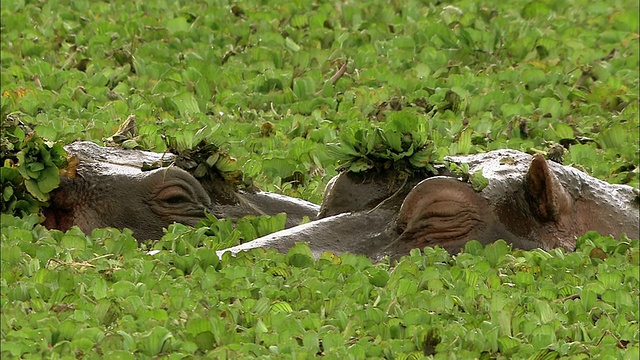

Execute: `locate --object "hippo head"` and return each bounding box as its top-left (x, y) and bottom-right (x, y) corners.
top-left (219, 149), bottom-right (639, 260)
top-left (44, 141), bottom-right (320, 240)
top-left (384, 153), bottom-right (575, 257)
top-left (44, 142), bottom-right (213, 241)
top-left (388, 176), bottom-right (517, 256)
top-left (44, 165), bottom-right (212, 241)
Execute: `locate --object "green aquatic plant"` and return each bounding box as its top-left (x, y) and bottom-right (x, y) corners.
top-left (328, 109), bottom-right (440, 177)
top-left (1, 115), bottom-right (67, 216)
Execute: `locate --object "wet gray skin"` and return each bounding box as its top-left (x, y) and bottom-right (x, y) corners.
top-left (45, 164), bottom-right (212, 241)
top-left (44, 141), bottom-right (319, 240)
top-left (219, 149), bottom-right (639, 261)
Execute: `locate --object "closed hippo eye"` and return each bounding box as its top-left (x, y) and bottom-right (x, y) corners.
top-left (164, 195), bottom-right (188, 204)
top-left (394, 176), bottom-right (486, 250)
top-left (151, 181), bottom-right (209, 218)
top-left (156, 186), bottom-right (196, 206)
top-left (147, 168), bottom-right (212, 221)
top-left (405, 199), bottom-right (481, 240)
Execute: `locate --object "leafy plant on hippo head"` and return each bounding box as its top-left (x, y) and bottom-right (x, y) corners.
top-left (327, 109), bottom-right (440, 177)
top-left (1, 115), bottom-right (67, 216)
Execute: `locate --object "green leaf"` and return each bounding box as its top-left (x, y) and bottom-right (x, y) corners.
top-left (94, 299), bottom-right (118, 326)
top-left (35, 165), bottom-right (60, 194)
top-left (92, 278), bottom-right (108, 300)
top-left (553, 123), bottom-right (574, 140)
top-left (121, 139), bottom-right (140, 150)
top-left (497, 336), bottom-right (520, 352)
top-left (26, 162), bottom-right (44, 172)
top-left (214, 154), bottom-right (238, 173)
top-left (538, 97), bottom-right (561, 118)
top-left (236, 217), bottom-right (258, 241)
top-left (293, 77), bottom-right (315, 98)
top-left (194, 331), bottom-right (215, 351)
top-left (302, 331), bottom-right (320, 353)
top-left (205, 153), bottom-right (219, 167)
top-left (173, 92), bottom-right (201, 117)
top-left (597, 271), bottom-right (622, 290)
top-left (384, 131), bottom-right (403, 152)
top-left (327, 142), bottom-right (360, 161)
top-left (103, 350), bottom-right (135, 360)
top-left (568, 144), bottom-right (597, 166)
top-left (348, 158), bottom-right (373, 172)
top-left (469, 170), bottom-right (489, 191)
top-left (255, 318), bottom-right (268, 334)
top-left (252, 297), bottom-right (271, 317)
top-left (396, 278), bottom-right (418, 297)
top-left (166, 17), bottom-right (190, 34)
top-left (23, 178), bottom-right (47, 201)
top-left (285, 37), bottom-right (301, 52)
top-left (187, 317), bottom-right (212, 335)
top-left (521, 67), bottom-right (547, 89)
top-left (60, 233), bottom-right (87, 250)
top-left (581, 289), bottom-right (598, 311)
top-left (521, 1), bottom-right (550, 19)
top-left (464, 240), bottom-right (483, 255)
top-left (599, 124), bottom-right (626, 150)
top-left (195, 247), bottom-right (220, 269)
top-left (2, 185), bottom-right (14, 201)
top-left (255, 214), bottom-right (287, 237)
top-left (271, 301), bottom-right (293, 314)
top-left (321, 332), bottom-right (344, 351)
top-left (484, 240), bottom-right (510, 265)
top-left (366, 268), bottom-right (390, 287)
top-left (457, 128), bottom-right (472, 155)
top-left (139, 326), bottom-right (172, 356)
top-left (286, 243), bottom-right (315, 268)
top-left (515, 271), bottom-right (535, 286)
top-left (4, 245), bottom-right (24, 266)
top-left (290, 15), bottom-right (308, 28)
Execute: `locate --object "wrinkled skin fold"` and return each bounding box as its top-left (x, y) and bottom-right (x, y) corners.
top-left (219, 149), bottom-right (639, 261)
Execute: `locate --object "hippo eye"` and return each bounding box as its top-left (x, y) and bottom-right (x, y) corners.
top-left (156, 186), bottom-right (196, 206)
top-left (163, 195), bottom-right (190, 204)
top-left (148, 170), bottom-right (211, 222)
top-left (396, 177), bottom-right (485, 247)
top-left (404, 201), bottom-right (481, 240)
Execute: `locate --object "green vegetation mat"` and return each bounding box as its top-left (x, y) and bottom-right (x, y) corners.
top-left (2, 215), bottom-right (638, 359)
top-left (1, 0), bottom-right (638, 358)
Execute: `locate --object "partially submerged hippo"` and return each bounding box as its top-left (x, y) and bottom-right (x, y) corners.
top-left (44, 141), bottom-right (319, 240)
top-left (219, 149), bottom-right (639, 260)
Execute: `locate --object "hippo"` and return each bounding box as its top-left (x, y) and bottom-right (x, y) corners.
top-left (43, 141), bottom-right (319, 240)
top-left (218, 149), bottom-right (639, 260)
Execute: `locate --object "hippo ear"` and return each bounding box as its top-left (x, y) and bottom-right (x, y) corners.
top-left (524, 154), bottom-right (571, 222)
